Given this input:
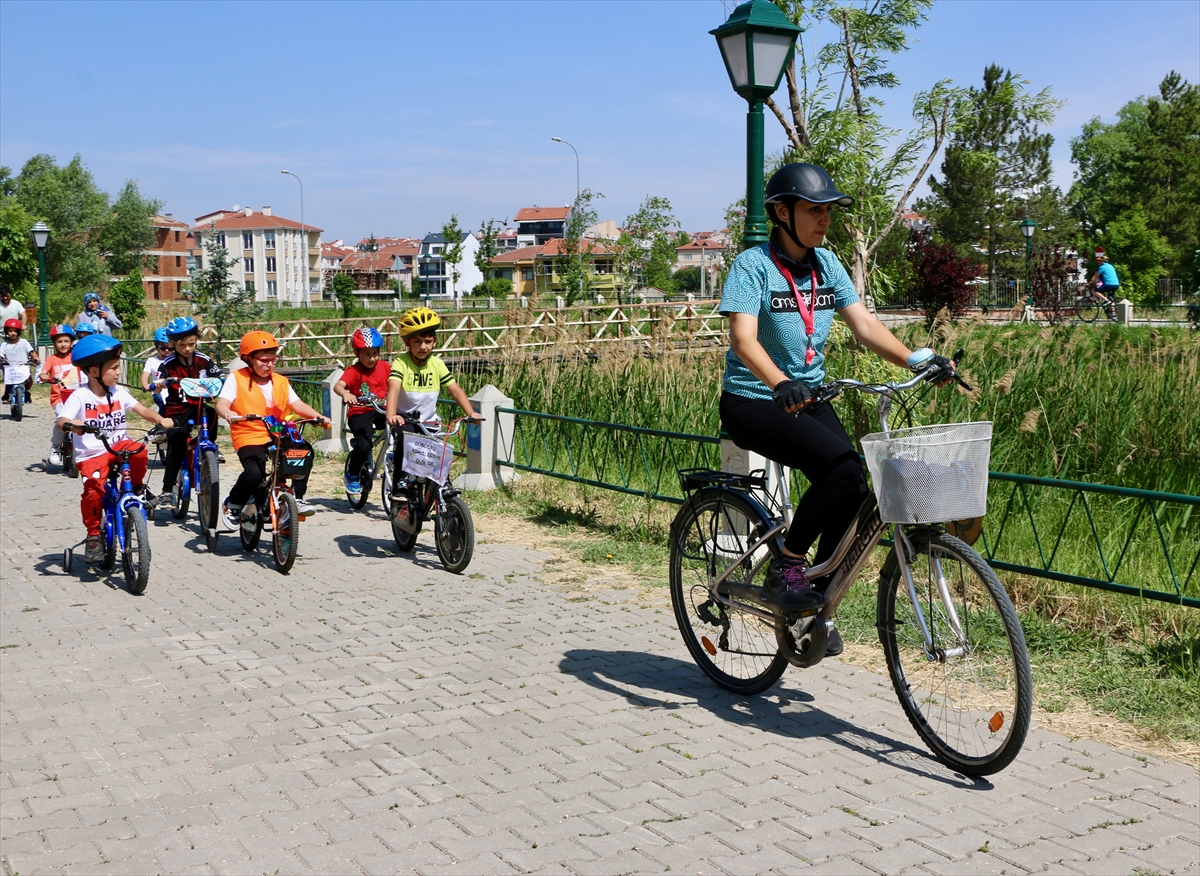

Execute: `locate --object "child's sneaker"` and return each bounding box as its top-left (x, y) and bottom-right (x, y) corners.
top-left (344, 475), bottom-right (362, 499)
top-left (222, 500), bottom-right (242, 531)
top-left (296, 499), bottom-right (317, 515)
top-left (762, 556), bottom-right (823, 611)
top-left (83, 536), bottom-right (104, 564)
top-left (49, 449), bottom-right (63, 467)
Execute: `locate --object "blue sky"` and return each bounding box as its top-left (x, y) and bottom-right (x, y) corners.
top-left (2, 0), bottom-right (1197, 243)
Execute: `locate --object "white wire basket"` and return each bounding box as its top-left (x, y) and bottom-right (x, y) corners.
top-left (861, 422), bottom-right (993, 524)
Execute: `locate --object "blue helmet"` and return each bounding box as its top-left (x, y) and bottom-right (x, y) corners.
top-left (74, 321), bottom-right (95, 336)
top-left (71, 334), bottom-right (122, 370)
top-left (83, 291), bottom-right (101, 305)
top-left (166, 315), bottom-right (199, 340)
top-left (153, 327), bottom-right (170, 345)
top-left (50, 323), bottom-right (76, 340)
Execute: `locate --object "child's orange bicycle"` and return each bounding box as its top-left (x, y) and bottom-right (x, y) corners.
top-left (229, 415), bottom-right (328, 574)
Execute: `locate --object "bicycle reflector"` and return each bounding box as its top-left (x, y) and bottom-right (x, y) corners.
top-left (701, 637), bottom-right (718, 657)
top-left (988, 711), bottom-right (1005, 733)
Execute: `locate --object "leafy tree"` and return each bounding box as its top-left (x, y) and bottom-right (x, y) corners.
top-left (187, 225), bottom-right (264, 366)
top-left (612, 196), bottom-right (679, 299)
top-left (674, 266), bottom-right (702, 294)
top-left (1070, 72), bottom-right (1199, 282)
top-left (96, 180), bottom-right (160, 276)
top-left (472, 277), bottom-right (513, 297)
top-left (557, 189), bottom-right (602, 305)
top-left (906, 230), bottom-right (979, 324)
top-left (920, 64), bottom-right (1060, 281)
top-left (0, 198), bottom-right (37, 294)
top-left (107, 269), bottom-right (147, 334)
top-left (475, 219), bottom-right (500, 283)
top-left (1099, 207), bottom-right (1172, 303)
top-left (766, 0), bottom-right (964, 297)
top-left (331, 272), bottom-right (357, 318)
top-left (440, 215), bottom-right (465, 298)
top-left (363, 234), bottom-right (378, 252)
top-left (1028, 246), bottom-right (1079, 326)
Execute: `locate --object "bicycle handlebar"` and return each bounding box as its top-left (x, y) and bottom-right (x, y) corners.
top-left (811, 347), bottom-right (971, 405)
top-left (229, 414), bottom-right (332, 430)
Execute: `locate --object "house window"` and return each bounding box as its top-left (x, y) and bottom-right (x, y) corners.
top-left (216, 233), bottom-right (226, 248)
top-left (175, 255), bottom-right (182, 268)
top-left (264, 231), bottom-right (275, 249)
top-left (174, 230), bottom-right (180, 243)
top-left (244, 258), bottom-right (254, 273)
top-left (242, 232), bottom-right (254, 249)
top-left (152, 281), bottom-right (160, 300)
top-left (266, 257), bottom-right (276, 273)
top-left (521, 268), bottom-right (534, 281)
top-left (245, 280), bottom-right (254, 292)
top-left (266, 281), bottom-right (277, 298)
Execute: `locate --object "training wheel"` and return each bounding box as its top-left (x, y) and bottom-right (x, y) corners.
top-left (63, 547), bottom-right (73, 575)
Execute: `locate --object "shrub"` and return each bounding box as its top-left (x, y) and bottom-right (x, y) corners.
top-left (906, 230), bottom-right (980, 324)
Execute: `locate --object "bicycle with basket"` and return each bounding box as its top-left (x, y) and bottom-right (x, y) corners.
top-left (163, 376), bottom-right (224, 551)
top-left (62, 427), bottom-right (154, 595)
top-left (229, 414), bottom-right (327, 574)
top-left (389, 413), bottom-right (477, 573)
top-left (669, 350), bottom-right (1032, 776)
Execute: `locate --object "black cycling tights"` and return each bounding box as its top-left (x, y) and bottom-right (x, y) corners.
top-left (719, 391), bottom-right (868, 586)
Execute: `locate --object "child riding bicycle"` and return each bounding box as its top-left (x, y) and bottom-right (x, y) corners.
top-left (38, 324), bottom-right (80, 465)
top-left (155, 316), bottom-right (224, 504)
top-left (334, 326), bottom-right (391, 502)
top-left (56, 335), bottom-right (174, 564)
top-left (1, 317), bottom-right (39, 404)
top-left (214, 331), bottom-right (330, 528)
top-left (384, 307), bottom-right (480, 495)
top-left (141, 327), bottom-right (173, 412)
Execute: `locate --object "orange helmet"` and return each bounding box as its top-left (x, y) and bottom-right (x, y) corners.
top-left (239, 330), bottom-right (280, 358)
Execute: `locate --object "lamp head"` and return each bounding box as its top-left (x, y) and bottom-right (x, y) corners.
top-left (711, 0), bottom-right (803, 103)
top-left (31, 220), bottom-right (50, 250)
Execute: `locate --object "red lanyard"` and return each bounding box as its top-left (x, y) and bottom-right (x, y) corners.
top-left (768, 244), bottom-right (820, 365)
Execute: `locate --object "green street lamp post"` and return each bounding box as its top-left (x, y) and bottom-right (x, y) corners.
top-left (711, 0), bottom-right (803, 249)
top-left (31, 221), bottom-right (50, 349)
top-left (1020, 218), bottom-right (1037, 297)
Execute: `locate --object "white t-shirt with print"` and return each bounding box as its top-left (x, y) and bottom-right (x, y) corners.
top-left (216, 368), bottom-right (301, 409)
top-left (58, 385), bottom-right (141, 462)
top-left (142, 355), bottom-right (164, 377)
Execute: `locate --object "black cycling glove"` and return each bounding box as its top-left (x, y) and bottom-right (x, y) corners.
top-left (772, 379), bottom-right (813, 412)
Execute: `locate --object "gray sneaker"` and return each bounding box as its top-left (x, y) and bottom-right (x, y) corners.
top-left (762, 556), bottom-right (824, 612)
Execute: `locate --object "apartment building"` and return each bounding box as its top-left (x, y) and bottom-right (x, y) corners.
top-left (139, 214), bottom-right (192, 300)
top-left (191, 207), bottom-right (323, 304)
top-left (515, 206), bottom-right (570, 247)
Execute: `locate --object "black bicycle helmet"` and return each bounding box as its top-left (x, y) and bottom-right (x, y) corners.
top-left (765, 163), bottom-right (854, 249)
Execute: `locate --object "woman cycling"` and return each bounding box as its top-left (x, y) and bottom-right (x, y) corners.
top-left (719, 163), bottom-right (949, 654)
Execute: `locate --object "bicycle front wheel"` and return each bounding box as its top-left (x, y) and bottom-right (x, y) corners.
top-left (1076, 298), bottom-right (1100, 323)
top-left (171, 467), bottom-right (190, 519)
top-left (345, 453), bottom-right (370, 511)
top-left (272, 492), bottom-right (299, 574)
top-left (435, 494), bottom-right (475, 573)
top-left (669, 490), bottom-right (787, 695)
top-left (878, 531), bottom-right (1032, 776)
top-left (11, 385), bottom-right (23, 421)
top-left (198, 450), bottom-right (219, 551)
top-left (122, 506), bottom-right (150, 595)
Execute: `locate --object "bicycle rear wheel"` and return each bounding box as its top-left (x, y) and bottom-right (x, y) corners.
top-left (669, 490), bottom-right (787, 695)
top-left (122, 506), bottom-right (150, 595)
top-left (272, 492), bottom-right (299, 574)
top-left (877, 530), bottom-right (1031, 776)
top-left (1076, 298), bottom-right (1100, 323)
top-left (435, 494), bottom-right (475, 573)
top-left (198, 450), bottom-right (219, 551)
top-left (344, 453), bottom-right (370, 510)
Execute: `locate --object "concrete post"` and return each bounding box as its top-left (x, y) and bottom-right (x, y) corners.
top-left (313, 368), bottom-right (349, 454)
top-left (487, 297), bottom-right (495, 310)
top-left (1117, 298), bottom-right (1134, 324)
top-left (721, 433), bottom-right (791, 525)
top-left (520, 296), bottom-right (528, 309)
top-left (596, 294), bottom-right (605, 305)
top-left (555, 295), bottom-right (565, 309)
top-left (454, 384), bottom-right (517, 491)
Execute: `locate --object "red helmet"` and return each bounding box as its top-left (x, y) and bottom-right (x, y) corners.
top-left (3, 318), bottom-right (22, 332)
top-left (351, 326), bottom-right (384, 350)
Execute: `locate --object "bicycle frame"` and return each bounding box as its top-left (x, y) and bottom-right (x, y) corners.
top-left (96, 436), bottom-right (148, 557)
top-left (393, 415), bottom-right (469, 529)
top-left (699, 365), bottom-right (968, 665)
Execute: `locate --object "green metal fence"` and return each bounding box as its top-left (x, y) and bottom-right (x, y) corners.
top-left (496, 407), bottom-right (1199, 609)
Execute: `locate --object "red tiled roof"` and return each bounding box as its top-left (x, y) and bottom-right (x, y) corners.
top-left (535, 238), bottom-right (614, 257)
top-left (191, 210), bottom-right (323, 233)
top-left (378, 242), bottom-right (420, 258)
top-left (339, 252), bottom-right (393, 271)
top-left (488, 245), bottom-right (539, 264)
top-left (676, 239), bottom-right (726, 252)
top-left (515, 206), bottom-right (570, 222)
top-left (152, 214), bottom-right (190, 229)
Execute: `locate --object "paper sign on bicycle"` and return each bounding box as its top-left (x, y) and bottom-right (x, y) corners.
top-left (401, 434), bottom-right (454, 485)
top-left (3, 363), bottom-right (31, 385)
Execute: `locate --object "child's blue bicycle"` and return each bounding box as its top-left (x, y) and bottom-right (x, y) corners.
top-left (63, 427), bottom-right (153, 595)
top-left (163, 377), bottom-right (224, 551)
top-left (2, 356), bottom-right (33, 421)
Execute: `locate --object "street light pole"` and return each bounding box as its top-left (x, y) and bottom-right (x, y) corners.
top-left (1020, 218), bottom-right (1037, 300)
top-left (30, 221), bottom-right (50, 349)
top-left (551, 137), bottom-right (583, 304)
top-left (281, 170), bottom-right (306, 306)
top-left (711, 1), bottom-right (803, 251)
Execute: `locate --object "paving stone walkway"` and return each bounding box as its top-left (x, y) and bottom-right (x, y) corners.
top-left (2, 411), bottom-right (1197, 875)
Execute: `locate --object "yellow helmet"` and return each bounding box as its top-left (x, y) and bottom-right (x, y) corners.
top-left (399, 306), bottom-right (441, 337)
